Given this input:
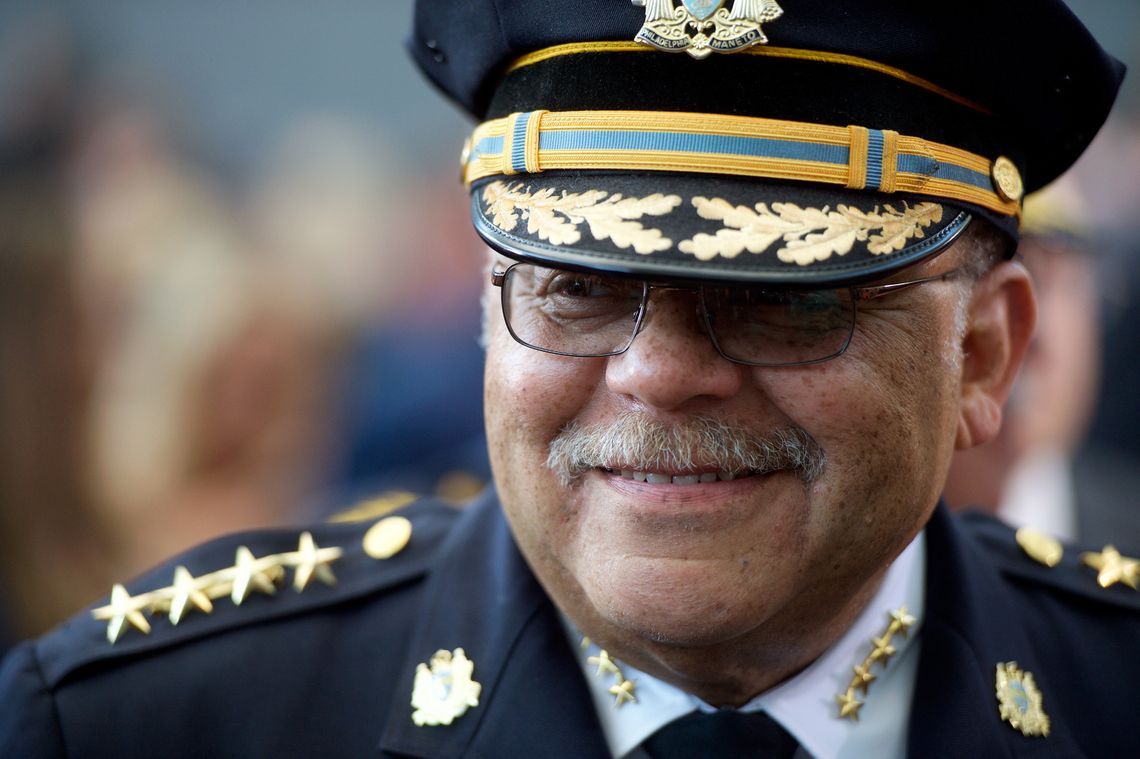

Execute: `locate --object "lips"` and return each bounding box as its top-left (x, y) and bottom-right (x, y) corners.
top-left (601, 467), bottom-right (747, 484)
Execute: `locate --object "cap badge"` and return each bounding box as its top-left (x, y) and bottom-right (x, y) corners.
top-left (632, 0), bottom-right (784, 59)
top-left (411, 648), bottom-right (483, 726)
top-left (995, 662), bottom-right (1051, 737)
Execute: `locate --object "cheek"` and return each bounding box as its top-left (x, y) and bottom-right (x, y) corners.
top-left (483, 321), bottom-right (606, 547)
top-left (754, 318), bottom-right (956, 548)
top-left (484, 328), bottom-right (600, 462)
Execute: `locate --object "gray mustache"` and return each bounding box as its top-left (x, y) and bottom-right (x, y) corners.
top-left (547, 413), bottom-right (826, 486)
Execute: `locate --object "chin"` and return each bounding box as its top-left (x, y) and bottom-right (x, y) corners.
top-left (580, 555), bottom-right (770, 648)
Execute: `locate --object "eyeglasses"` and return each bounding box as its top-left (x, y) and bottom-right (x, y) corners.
top-left (490, 262), bottom-right (961, 367)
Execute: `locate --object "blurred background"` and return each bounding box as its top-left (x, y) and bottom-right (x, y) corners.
top-left (0, 1), bottom-right (1137, 649)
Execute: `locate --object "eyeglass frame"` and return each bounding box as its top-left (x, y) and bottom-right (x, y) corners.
top-left (489, 261), bottom-right (963, 367)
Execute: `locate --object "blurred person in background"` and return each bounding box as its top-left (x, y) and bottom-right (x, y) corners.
top-left (327, 165), bottom-right (490, 508)
top-left (0, 124), bottom-right (117, 658)
top-left (0, 12), bottom-right (403, 649)
top-left (0, 24), bottom-right (118, 658)
top-left (944, 184), bottom-right (1140, 547)
top-left (73, 96), bottom-right (380, 573)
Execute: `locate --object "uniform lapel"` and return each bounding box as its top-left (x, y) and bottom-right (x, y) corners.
top-left (378, 491), bottom-right (608, 758)
top-left (907, 506), bottom-right (1085, 759)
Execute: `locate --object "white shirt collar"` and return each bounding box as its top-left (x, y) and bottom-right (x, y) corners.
top-left (566, 531), bottom-right (926, 759)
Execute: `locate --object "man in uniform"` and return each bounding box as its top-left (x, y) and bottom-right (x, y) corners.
top-left (2, 1), bottom-right (1137, 757)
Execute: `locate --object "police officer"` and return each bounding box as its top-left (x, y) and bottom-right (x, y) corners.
top-left (2, 1), bottom-right (1137, 757)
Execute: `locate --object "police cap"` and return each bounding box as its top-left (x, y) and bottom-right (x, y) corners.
top-left (410, 0), bottom-right (1124, 285)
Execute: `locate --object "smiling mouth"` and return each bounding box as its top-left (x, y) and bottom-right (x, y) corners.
top-left (599, 467), bottom-right (756, 485)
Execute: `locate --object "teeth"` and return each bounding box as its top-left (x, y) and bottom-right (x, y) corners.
top-left (612, 470), bottom-right (745, 484)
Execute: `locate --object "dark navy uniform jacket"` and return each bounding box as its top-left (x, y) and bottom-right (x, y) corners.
top-left (2, 490), bottom-right (1138, 758)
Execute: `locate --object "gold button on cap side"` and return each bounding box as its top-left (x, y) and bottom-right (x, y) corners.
top-left (992, 156), bottom-right (1024, 203)
top-left (363, 516), bottom-right (413, 560)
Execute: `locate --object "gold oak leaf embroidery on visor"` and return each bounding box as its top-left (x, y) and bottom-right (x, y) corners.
top-left (679, 197), bottom-right (944, 265)
top-left (482, 181), bottom-right (682, 254)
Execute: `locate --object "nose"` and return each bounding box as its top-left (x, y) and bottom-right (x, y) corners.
top-left (605, 289), bottom-right (745, 411)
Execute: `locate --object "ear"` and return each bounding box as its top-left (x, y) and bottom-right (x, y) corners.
top-left (954, 261), bottom-right (1037, 450)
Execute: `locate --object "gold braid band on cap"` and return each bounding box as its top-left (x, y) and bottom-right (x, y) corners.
top-left (463, 110), bottom-right (1021, 217)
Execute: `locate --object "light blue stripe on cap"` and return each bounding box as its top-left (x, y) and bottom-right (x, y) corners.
top-left (511, 112), bottom-right (533, 172)
top-left (866, 129), bottom-right (885, 190)
top-left (896, 155), bottom-right (992, 190)
top-left (474, 136), bottom-right (503, 161)
top-left (538, 130), bottom-right (850, 165)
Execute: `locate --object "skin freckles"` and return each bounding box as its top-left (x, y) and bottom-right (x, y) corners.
top-left (483, 239), bottom-right (1029, 706)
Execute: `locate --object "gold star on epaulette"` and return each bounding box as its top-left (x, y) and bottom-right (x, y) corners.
top-left (92, 584), bottom-right (152, 643)
top-left (290, 532), bottom-right (343, 591)
top-left (231, 547), bottom-right (282, 605)
top-left (835, 605), bottom-right (917, 722)
top-left (168, 566), bottom-right (213, 625)
top-left (90, 532), bottom-right (348, 644)
top-left (1080, 545), bottom-right (1140, 590)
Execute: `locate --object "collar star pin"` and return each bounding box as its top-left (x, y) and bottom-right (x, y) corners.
top-left (582, 637), bottom-right (638, 708)
top-left (632, 0), bottom-right (783, 59)
top-left (835, 605), bottom-right (916, 722)
top-left (995, 662), bottom-right (1050, 737)
top-left (411, 648), bottom-right (482, 726)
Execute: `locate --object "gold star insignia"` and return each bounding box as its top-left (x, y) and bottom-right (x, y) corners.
top-left (1081, 545), bottom-right (1140, 590)
top-left (587, 650), bottom-right (621, 677)
top-left (836, 689), bottom-right (863, 721)
top-left (852, 663), bottom-right (876, 695)
top-left (231, 547), bottom-right (281, 604)
top-left (92, 584), bottom-right (152, 643)
top-left (890, 605), bottom-right (917, 636)
top-left (608, 679), bottom-right (637, 707)
top-left (291, 532), bottom-right (343, 591)
top-left (869, 634), bottom-right (896, 663)
top-left (169, 566), bottom-right (213, 625)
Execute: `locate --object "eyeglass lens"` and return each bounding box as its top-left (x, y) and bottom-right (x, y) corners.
top-left (499, 263), bottom-right (856, 366)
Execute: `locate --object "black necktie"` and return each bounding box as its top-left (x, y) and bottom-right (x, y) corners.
top-left (643, 709), bottom-right (800, 758)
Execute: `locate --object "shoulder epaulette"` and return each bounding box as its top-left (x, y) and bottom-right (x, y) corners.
top-left (35, 497), bottom-right (462, 688)
top-left (961, 511), bottom-right (1140, 612)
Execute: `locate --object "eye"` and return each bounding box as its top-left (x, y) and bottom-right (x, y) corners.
top-left (543, 271), bottom-right (621, 298)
